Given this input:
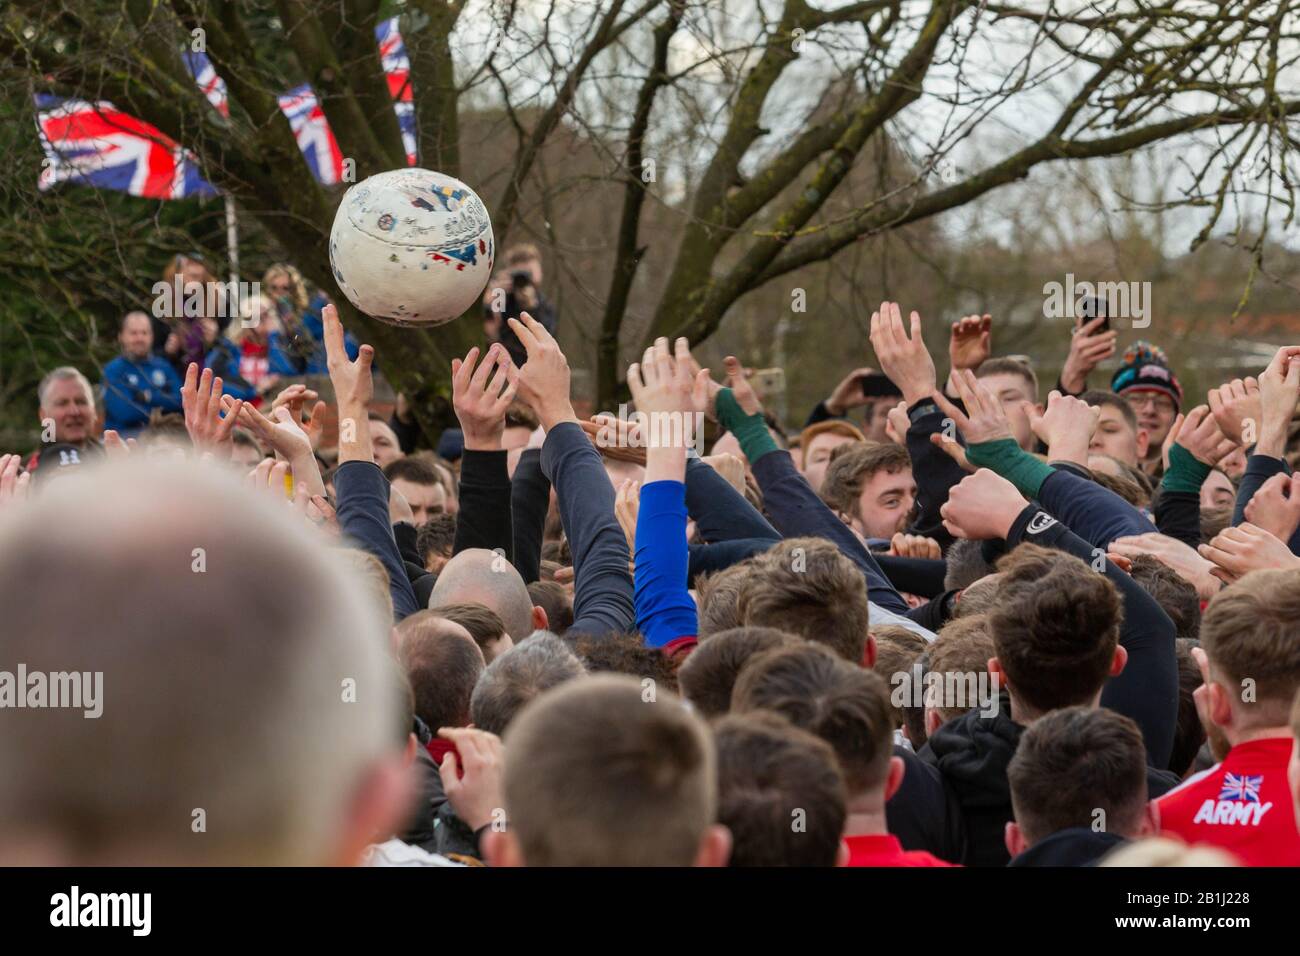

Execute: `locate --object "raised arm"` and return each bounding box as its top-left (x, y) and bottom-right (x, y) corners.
top-left (511, 313), bottom-right (634, 636)
top-left (449, 344), bottom-right (517, 559)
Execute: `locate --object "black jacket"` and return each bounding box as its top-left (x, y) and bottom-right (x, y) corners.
top-left (1008, 828), bottom-right (1126, 867)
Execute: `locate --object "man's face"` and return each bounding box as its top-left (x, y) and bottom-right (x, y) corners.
top-left (119, 315), bottom-right (154, 360)
top-left (391, 478), bottom-right (447, 524)
top-left (40, 379), bottom-right (95, 444)
top-left (853, 466), bottom-right (916, 540)
top-left (1089, 405), bottom-right (1147, 466)
top-left (1124, 391), bottom-right (1177, 453)
top-left (862, 398), bottom-right (895, 443)
top-left (1200, 469), bottom-right (1235, 510)
top-left (370, 422), bottom-right (403, 469)
top-left (230, 442), bottom-right (264, 471)
top-left (803, 433), bottom-right (858, 493)
top-left (977, 372), bottom-right (1037, 450)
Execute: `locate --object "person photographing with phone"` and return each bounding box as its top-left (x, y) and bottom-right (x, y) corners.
top-left (484, 244), bottom-right (557, 368)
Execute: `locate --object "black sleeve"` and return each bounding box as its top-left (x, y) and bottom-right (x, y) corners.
top-left (511, 448), bottom-right (550, 585)
top-left (453, 449), bottom-right (513, 561)
top-left (804, 400), bottom-right (839, 428)
top-left (904, 398), bottom-right (969, 552)
top-left (886, 745), bottom-right (965, 862)
top-left (389, 412), bottom-right (423, 455)
top-left (393, 521), bottom-right (422, 567)
top-left (1007, 505), bottom-right (1178, 768)
top-left (1152, 489), bottom-right (1202, 548)
top-left (873, 554), bottom-right (948, 599)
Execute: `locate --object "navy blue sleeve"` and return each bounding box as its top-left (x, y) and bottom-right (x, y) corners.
top-left (334, 460), bottom-right (419, 621)
top-left (684, 452), bottom-right (779, 544)
top-left (688, 538), bottom-right (775, 579)
top-left (1152, 490), bottom-right (1202, 548)
top-left (749, 449), bottom-right (910, 615)
top-left (511, 448), bottom-right (550, 585)
top-left (1232, 454), bottom-right (1300, 553)
top-left (1007, 504), bottom-right (1177, 768)
top-left (541, 422), bottom-right (635, 636)
top-left (1034, 467), bottom-right (1157, 551)
top-left (904, 398), bottom-right (968, 551)
top-left (873, 553), bottom-right (948, 599)
top-left (634, 480), bottom-right (697, 647)
top-left (804, 400), bottom-right (838, 428)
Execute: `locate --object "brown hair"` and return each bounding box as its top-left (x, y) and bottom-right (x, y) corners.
top-left (1091, 468), bottom-right (1149, 510)
top-left (527, 580), bottom-right (574, 635)
top-left (1008, 706), bottom-right (1147, 845)
top-left (696, 563), bottom-right (754, 637)
top-left (569, 632), bottom-right (679, 694)
top-left (976, 356), bottom-right (1039, 401)
top-left (800, 419), bottom-right (866, 453)
top-left (870, 624), bottom-right (927, 728)
top-left (428, 603), bottom-right (506, 659)
top-left (503, 675), bottom-right (716, 866)
top-left (732, 642), bottom-right (895, 794)
top-left (505, 243), bottom-right (541, 266)
top-left (819, 442), bottom-right (911, 521)
top-left (677, 626), bottom-right (802, 719)
top-left (1130, 555), bottom-right (1200, 641)
top-left (397, 612), bottom-right (485, 730)
top-left (1170, 638), bottom-right (1207, 777)
top-left (1200, 568), bottom-right (1300, 726)
top-left (990, 544), bottom-right (1121, 714)
top-left (738, 537), bottom-right (871, 664)
top-left (927, 614), bottom-right (998, 725)
top-left (714, 711), bottom-right (847, 867)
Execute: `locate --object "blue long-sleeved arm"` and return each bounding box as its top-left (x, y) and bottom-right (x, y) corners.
top-left (634, 480), bottom-right (697, 647)
top-left (750, 449), bottom-right (910, 615)
top-left (1034, 465), bottom-right (1157, 551)
top-left (541, 422), bottom-right (635, 636)
top-left (1232, 454), bottom-right (1300, 553)
top-left (101, 362), bottom-right (153, 434)
top-left (684, 452), bottom-right (779, 544)
top-left (334, 460), bottom-right (419, 621)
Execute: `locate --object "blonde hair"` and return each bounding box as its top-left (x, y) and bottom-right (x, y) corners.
top-left (1100, 837), bottom-right (1238, 867)
top-left (263, 263), bottom-right (309, 314)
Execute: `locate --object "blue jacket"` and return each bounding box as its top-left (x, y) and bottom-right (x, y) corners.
top-left (102, 354), bottom-right (183, 436)
top-left (204, 334), bottom-right (298, 401)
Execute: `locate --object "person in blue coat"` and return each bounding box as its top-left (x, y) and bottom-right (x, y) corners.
top-left (101, 311), bottom-right (184, 437)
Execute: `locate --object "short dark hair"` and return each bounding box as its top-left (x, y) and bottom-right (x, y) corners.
top-left (991, 544), bottom-right (1121, 713)
top-left (1081, 389), bottom-right (1138, 432)
top-left (383, 456), bottom-right (439, 487)
top-left (1130, 554), bottom-right (1200, 641)
top-left (568, 632), bottom-right (679, 694)
top-left (396, 612), bottom-right (485, 730)
top-left (820, 442), bottom-right (911, 521)
top-left (1170, 638), bottom-right (1207, 777)
top-left (714, 711), bottom-right (847, 867)
top-left (927, 614), bottom-right (997, 725)
top-left (695, 564), bottom-right (753, 637)
top-left (428, 603), bottom-right (506, 658)
top-left (470, 633), bottom-right (585, 735)
top-left (527, 580), bottom-right (573, 635)
top-left (677, 627), bottom-right (801, 719)
top-left (1008, 706), bottom-right (1147, 845)
top-left (416, 514), bottom-right (457, 567)
top-left (738, 538), bottom-right (871, 664)
top-left (944, 537), bottom-right (996, 591)
top-left (976, 356), bottom-right (1038, 401)
top-left (731, 642), bottom-right (894, 794)
top-left (870, 624), bottom-right (927, 729)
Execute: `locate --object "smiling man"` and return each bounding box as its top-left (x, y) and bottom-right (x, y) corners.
top-left (26, 367), bottom-right (100, 473)
top-left (1111, 342), bottom-right (1183, 475)
top-left (820, 441), bottom-right (916, 543)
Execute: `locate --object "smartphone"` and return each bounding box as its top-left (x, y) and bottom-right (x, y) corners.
top-left (750, 367), bottom-right (786, 399)
top-left (858, 371), bottom-right (901, 398)
top-left (1075, 296), bottom-right (1110, 333)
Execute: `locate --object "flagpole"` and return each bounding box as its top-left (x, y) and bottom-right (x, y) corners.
top-left (224, 193), bottom-right (240, 285)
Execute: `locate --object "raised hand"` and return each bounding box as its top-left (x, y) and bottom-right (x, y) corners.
top-left (948, 314), bottom-right (992, 372)
top-left (270, 383), bottom-right (327, 451)
top-left (932, 368), bottom-right (1015, 445)
top-left (627, 337), bottom-right (700, 418)
top-left (1060, 316), bottom-right (1118, 394)
top-left (1243, 472), bottom-right (1300, 544)
top-left (222, 396), bottom-right (326, 498)
top-left (869, 301), bottom-right (936, 407)
top-left (1110, 532), bottom-right (1221, 600)
top-left (452, 343), bottom-right (517, 451)
top-left (102, 430), bottom-right (137, 460)
top-left (1027, 390), bottom-right (1099, 466)
top-left (884, 399), bottom-right (910, 445)
top-left (1199, 522), bottom-right (1300, 583)
top-left (1170, 404), bottom-right (1237, 467)
top-left (323, 304), bottom-right (375, 413)
top-left (181, 363), bottom-right (243, 457)
top-left (507, 311), bottom-right (576, 430)
top-left (888, 532), bottom-right (942, 560)
top-left (436, 727), bottom-right (505, 833)
top-left (824, 366), bottom-right (878, 416)
top-left (1255, 346), bottom-right (1300, 458)
top-left (722, 356), bottom-right (763, 415)
top-left (701, 452), bottom-right (747, 495)
top-left (0, 454), bottom-right (31, 510)
top-left (939, 468), bottom-right (1028, 541)
top-left (1207, 377), bottom-right (1261, 447)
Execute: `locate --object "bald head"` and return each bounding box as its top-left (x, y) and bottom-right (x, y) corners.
top-left (429, 548), bottom-right (537, 641)
top-left (0, 458), bottom-right (399, 865)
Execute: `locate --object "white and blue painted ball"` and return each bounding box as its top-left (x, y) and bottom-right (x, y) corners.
top-left (329, 168), bottom-right (494, 326)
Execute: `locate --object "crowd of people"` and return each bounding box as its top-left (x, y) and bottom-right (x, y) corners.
top-left (2, 254), bottom-right (1299, 870)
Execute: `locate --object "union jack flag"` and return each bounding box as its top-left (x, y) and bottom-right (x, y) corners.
top-left (35, 17), bottom-right (415, 198)
top-left (1219, 772), bottom-right (1262, 803)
